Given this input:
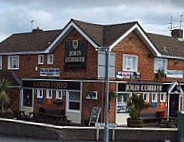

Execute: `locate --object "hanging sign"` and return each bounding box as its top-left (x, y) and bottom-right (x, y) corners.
top-left (116, 71), bottom-right (141, 79)
top-left (64, 40), bottom-right (87, 70)
top-left (166, 70), bottom-right (183, 78)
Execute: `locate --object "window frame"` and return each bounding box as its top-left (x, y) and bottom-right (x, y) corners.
top-left (86, 91), bottom-right (98, 100)
top-left (38, 55), bottom-right (44, 65)
top-left (123, 54), bottom-right (138, 72)
top-left (46, 89), bottom-right (53, 99)
top-left (67, 91), bottom-right (80, 112)
top-left (8, 56), bottom-right (19, 70)
top-left (160, 93), bottom-right (166, 103)
top-left (143, 93), bottom-right (149, 102)
top-left (36, 89), bottom-right (43, 99)
top-left (0, 56), bottom-right (2, 70)
top-left (152, 93), bottom-right (158, 102)
top-left (154, 58), bottom-right (167, 73)
top-left (47, 54), bottom-right (54, 64)
top-left (56, 90), bottom-right (62, 99)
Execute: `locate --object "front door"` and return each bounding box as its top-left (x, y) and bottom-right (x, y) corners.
top-left (116, 93), bottom-right (130, 125)
top-left (66, 91), bottom-right (81, 123)
top-left (21, 89), bottom-right (34, 113)
top-left (169, 94), bottom-right (179, 117)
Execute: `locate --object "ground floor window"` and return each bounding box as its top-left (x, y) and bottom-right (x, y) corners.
top-left (117, 93), bottom-right (130, 113)
top-left (56, 90), bottom-right (62, 99)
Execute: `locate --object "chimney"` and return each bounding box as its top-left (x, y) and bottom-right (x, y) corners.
top-left (32, 27), bottom-right (43, 33)
top-left (171, 29), bottom-right (183, 38)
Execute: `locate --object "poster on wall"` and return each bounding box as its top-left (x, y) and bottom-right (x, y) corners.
top-left (117, 102), bottom-right (128, 113)
top-left (116, 71), bottom-right (141, 79)
top-left (64, 40), bottom-right (87, 70)
top-left (166, 70), bottom-right (183, 78)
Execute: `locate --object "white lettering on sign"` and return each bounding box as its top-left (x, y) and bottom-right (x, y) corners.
top-left (65, 56), bottom-right (85, 63)
top-left (126, 84), bottom-right (162, 92)
top-left (95, 123), bottom-right (118, 128)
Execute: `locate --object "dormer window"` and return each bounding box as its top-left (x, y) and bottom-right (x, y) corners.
top-left (38, 55), bottom-right (44, 65)
top-left (47, 54), bottom-right (54, 64)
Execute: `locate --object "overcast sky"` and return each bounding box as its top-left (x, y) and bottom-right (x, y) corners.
top-left (0, 0), bottom-right (184, 41)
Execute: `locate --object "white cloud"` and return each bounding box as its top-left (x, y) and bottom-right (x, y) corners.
top-left (0, 0), bottom-right (184, 41)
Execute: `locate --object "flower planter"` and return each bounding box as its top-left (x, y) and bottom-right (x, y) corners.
top-left (127, 118), bottom-right (144, 127)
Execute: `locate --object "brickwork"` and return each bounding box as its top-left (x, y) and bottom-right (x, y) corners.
top-left (1, 27), bottom-right (184, 124)
top-left (2, 29), bottom-right (98, 80)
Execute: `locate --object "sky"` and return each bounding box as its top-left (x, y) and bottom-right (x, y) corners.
top-left (0, 0), bottom-right (184, 41)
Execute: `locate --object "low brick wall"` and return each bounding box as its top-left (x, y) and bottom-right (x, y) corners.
top-left (0, 118), bottom-right (178, 141)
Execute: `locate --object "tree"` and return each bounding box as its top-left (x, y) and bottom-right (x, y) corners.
top-left (0, 79), bottom-right (11, 112)
top-left (127, 94), bottom-right (149, 119)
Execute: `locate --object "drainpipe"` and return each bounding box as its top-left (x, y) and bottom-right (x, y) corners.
top-left (167, 93), bottom-right (170, 118)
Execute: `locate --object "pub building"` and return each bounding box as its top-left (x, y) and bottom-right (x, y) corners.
top-left (0, 19), bottom-right (184, 125)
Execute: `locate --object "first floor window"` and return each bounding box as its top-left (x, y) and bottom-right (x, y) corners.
top-left (47, 54), bottom-right (54, 64)
top-left (8, 56), bottom-right (19, 69)
top-left (0, 56), bottom-right (2, 69)
top-left (154, 58), bottom-right (167, 73)
top-left (46, 89), bottom-right (53, 99)
top-left (38, 55), bottom-right (44, 65)
top-left (56, 90), bottom-right (62, 99)
top-left (160, 93), bottom-right (166, 102)
top-left (152, 93), bottom-right (157, 102)
top-left (123, 54), bottom-right (138, 72)
top-left (68, 91), bottom-right (80, 111)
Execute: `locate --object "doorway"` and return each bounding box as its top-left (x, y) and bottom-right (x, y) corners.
top-left (169, 93), bottom-right (179, 117)
top-left (116, 93), bottom-right (130, 125)
top-left (21, 89), bottom-right (34, 113)
top-left (66, 90), bottom-right (81, 123)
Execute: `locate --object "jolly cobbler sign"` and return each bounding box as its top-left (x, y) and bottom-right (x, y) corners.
top-left (64, 40), bottom-right (87, 70)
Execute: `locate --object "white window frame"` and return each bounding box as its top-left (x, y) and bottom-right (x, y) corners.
top-left (38, 55), bottom-right (44, 65)
top-left (56, 90), bottom-right (62, 99)
top-left (143, 93), bottom-right (149, 102)
top-left (160, 93), bottom-right (166, 102)
top-left (152, 93), bottom-right (157, 102)
top-left (37, 89), bottom-right (43, 99)
top-left (123, 54), bottom-right (138, 72)
top-left (8, 56), bottom-right (19, 70)
top-left (47, 54), bottom-right (54, 64)
top-left (46, 89), bottom-right (53, 99)
top-left (67, 91), bottom-right (80, 112)
top-left (86, 91), bottom-right (98, 100)
top-left (154, 58), bottom-right (167, 73)
top-left (0, 56), bottom-right (2, 70)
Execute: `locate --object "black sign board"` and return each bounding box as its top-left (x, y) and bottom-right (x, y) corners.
top-left (89, 107), bottom-right (101, 126)
top-left (22, 80), bottom-right (80, 90)
top-left (64, 40), bottom-right (87, 70)
top-left (118, 82), bottom-right (169, 92)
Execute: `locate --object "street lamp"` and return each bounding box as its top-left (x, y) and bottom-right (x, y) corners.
top-left (103, 47), bottom-right (110, 142)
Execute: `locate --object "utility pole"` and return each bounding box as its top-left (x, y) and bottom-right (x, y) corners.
top-left (103, 48), bottom-right (110, 142)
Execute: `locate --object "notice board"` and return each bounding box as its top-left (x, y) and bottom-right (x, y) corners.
top-left (89, 107), bottom-right (101, 126)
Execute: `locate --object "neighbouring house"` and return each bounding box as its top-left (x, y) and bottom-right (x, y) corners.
top-left (0, 19), bottom-right (184, 125)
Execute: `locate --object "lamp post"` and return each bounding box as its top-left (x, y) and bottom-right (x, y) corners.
top-left (103, 47), bottom-right (110, 142)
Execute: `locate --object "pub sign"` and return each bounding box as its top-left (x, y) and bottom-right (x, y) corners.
top-left (118, 83), bottom-right (168, 92)
top-left (22, 80), bottom-right (80, 90)
top-left (64, 40), bottom-right (87, 70)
